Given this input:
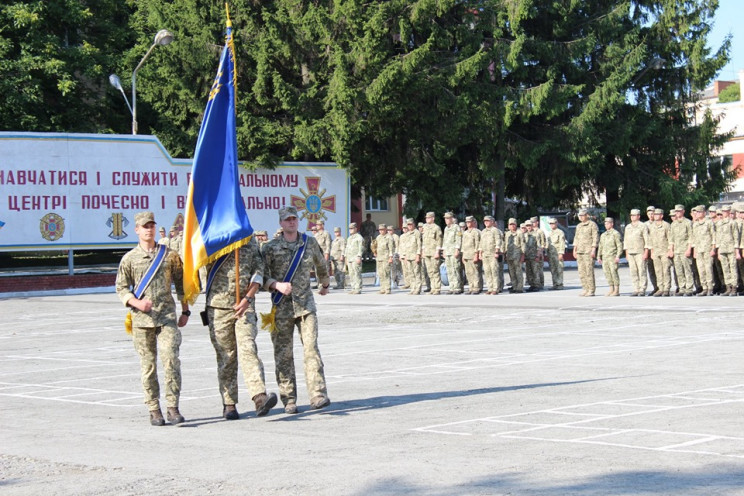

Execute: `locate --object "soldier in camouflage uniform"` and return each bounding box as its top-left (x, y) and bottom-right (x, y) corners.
top-left (421, 212), bottom-right (443, 294)
top-left (397, 225), bottom-right (412, 288)
top-left (670, 204), bottom-right (695, 296)
top-left (205, 238), bottom-right (278, 420)
top-left (479, 215), bottom-right (503, 294)
top-left (115, 211), bottom-right (189, 426)
top-left (648, 208), bottom-right (672, 296)
top-left (442, 212), bottom-right (463, 294)
top-left (374, 223), bottom-right (395, 293)
top-left (262, 206), bottom-right (331, 414)
top-left (714, 204), bottom-right (739, 295)
top-left (461, 216), bottom-right (482, 294)
top-left (598, 217), bottom-right (623, 296)
top-left (735, 205), bottom-right (744, 294)
top-left (504, 218), bottom-right (525, 293)
top-left (547, 218), bottom-right (566, 290)
top-left (623, 209), bottom-right (650, 296)
top-left (709, 206), bottom-right (725, 293)
top-left (344, 222), bottom-right (365, 294)
top-left (523, 222), bottom-right (540, 292)
top-left (399, 218), bottom-right (423, 294)
top-left (387, 225), bottom-right (402, 287)
top-left (691, 205), bottom-right (715, 296)
top-left (644, 206), bottom-right (659, 295)
top-left (314, 220), bottom-right (332, 274)
top-left (330, 227), bottom-right (346, 289)
top-left (573, 209), bottom-right (599, 296)
top-left (531, 217), bottom-right (547, 289)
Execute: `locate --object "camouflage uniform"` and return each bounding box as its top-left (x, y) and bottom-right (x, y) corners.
top-left (116, 244), bottom-right (185, 412)
top-left (479, 220), bottom-right (503, 294)
top-left (598, 222), bottom-right (623, 295)
top-left (523, 227), bottom-right (540, 291)
top-left (205, 240), bottom-right (269, 407)
top-left (345, 229), bottom-right (365, 293)
top-left (399, 221), bottom-right (423, 294)
top-left (648, 213), bottom-right (672, 295)
top-left (442, 216), bottom-right (463, 294)
top-left (262, 233), bottom-right (330, 409)
top-left (504, 220), bottom-right (525, 293)
top-left (623, 215), bottom-right (650, 295)
top-left (314, 226), bottom-right (332, 274)
top-left (573, 213), bottom-right (599, 296)
top-left (375, 226), bottom-right (395, 293)
top-left (421, 215), bottom-right (443, 294)
top-left (461, 220), bottom-right (482, 294)
top-left (670, 211), bottom-right (694, 295)
top-left (531, 218), bottom-right (547, 289)
top-left (714, 209), bottom-right (739, 292)
top-left (644, 207), bottom-right (658, 293)
top-left (388, 228), bottom-right (402, 286)
top-left (692, 207), bottom-right (715, 295)
top-left (330, 231), bottom-right (346, 289)
top-left (547, 222), bottom-right (566, 289)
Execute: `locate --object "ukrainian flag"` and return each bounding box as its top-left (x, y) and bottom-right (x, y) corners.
top-left (183, 11), bottom-right (252, 304)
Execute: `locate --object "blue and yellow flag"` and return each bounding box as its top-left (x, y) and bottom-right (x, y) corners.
top-left (183, 8), bottom-right (252, 304)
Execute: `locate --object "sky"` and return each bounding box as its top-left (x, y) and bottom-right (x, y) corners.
top-left (708, 0), bottom-right (744, 82)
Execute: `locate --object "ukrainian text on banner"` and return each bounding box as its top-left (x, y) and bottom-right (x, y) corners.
top-left (0, 132), bottom-right (349, 252)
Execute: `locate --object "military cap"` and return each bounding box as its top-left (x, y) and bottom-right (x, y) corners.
top-left (530, 216), bottom-right (539, 222)
top-left (669, 209), bottom-right (676, 216)
top-left (483, 215), bottom-right (495, 222)
top-left (548, 217), bottom-right (557, 224)
top-left (278, 206), bottom-right (299, 220)
top-left (674, 204), bottom-right (685, 211)
top-left (386, 225), bottom-right (394, 230)
top-left (444, 211), bottom-right (454, 218)
top-left (417, 222), bottom-right (424, 227)
top-left (458, 222), bottom-right (466, 228)
top-left (378, 223), bottom-right (386, 229)
top-left (465, 215), bottom-right (476, 222)
top-left (604, 217), bottom-right (614, 223)
top-left (349, 222), bottom-right (358, 229)
top-left (690, 206), bottom-right (702, 213)
top-left (722, 205), bottom-right (731, 212)
top-left (275, 227), bottom-right (284, 235)
top-left (159, 227), bottom-right (166, 232)
top-left (508, 217), bottom-right (517, 225)
top-left (630, 209), bottom-right (641, 215)
top-left (425, 211), bottom-right (435, 218)
top-left (316, 219), bottom-right (325, 225)
top-left (654, 208), bottom-right (663, 215)
top-left (333, 227), bottom-right (341, 232)
top-left (646, 205), bottom-right (655, 212)
top-left (135, 211), bottom-right (155, 226)
top-left (733, 203), bottom-right (744, 212)
top-left (708, 205), bottom-right (717, 212)
top-left (406, 218), bottom-right (415, 224)
top-left (256, 230), bottom-right (267, 236)
top-left (578, 209), bottom-right (588, 216)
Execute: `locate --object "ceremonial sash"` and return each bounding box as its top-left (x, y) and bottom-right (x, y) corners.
top-left (125, 244), bottom-right (168, 334)
top-left (199, 254), bottom-right (229, 326)
top-left (260, 234), bottom-right (307, 333)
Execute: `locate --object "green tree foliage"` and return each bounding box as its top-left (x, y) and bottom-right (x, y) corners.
top-left (718, 82), bottom-right (740, 103)
top-left (0, 0), bottom-right (133, 132)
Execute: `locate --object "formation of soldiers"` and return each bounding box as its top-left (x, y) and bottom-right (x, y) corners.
top-left (278, 202), bottom-right (744, 298)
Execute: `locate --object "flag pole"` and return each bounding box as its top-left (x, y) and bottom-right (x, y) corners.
top-left (235, 248), bottom-right (241, 305)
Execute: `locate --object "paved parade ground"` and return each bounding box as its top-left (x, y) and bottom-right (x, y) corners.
top-left (1, 267), bottom-right (743, 495)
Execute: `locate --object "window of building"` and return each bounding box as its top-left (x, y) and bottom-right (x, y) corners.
top-left (365, 195), bottom-right (389, 211)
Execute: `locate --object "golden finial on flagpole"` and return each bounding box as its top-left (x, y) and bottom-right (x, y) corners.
top-left (225, 3), bottom-right (232, 28)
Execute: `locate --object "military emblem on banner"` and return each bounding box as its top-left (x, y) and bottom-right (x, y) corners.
top-left (40, 213), bottom-right (65, 241)
top-left (290, 176), bottom-right (336, 230)
top-left (107, 212), bottom-right (129, 240)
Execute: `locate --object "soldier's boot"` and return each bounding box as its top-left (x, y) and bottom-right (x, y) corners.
top-left (149, 408), bottom-right (165, 426)
top-left (253, 392), bottom-right (278, 417)
top-left (652, 289), bottom-right (663, 297)
top-left (166, 407), bottom-right (185, 425)
top-left (662, 290), bottom-right (671, 297)
top-left (605, 286), bottom-right (614, 296)
top-left (578, 290), bottom-right (587, 297)
top-left (223, 404), bottom-right (239, 420)
top-left (721, 286), bottom-right (731, 296)
top-left (611, 286), bottom-right (620, 296)
top-left (730, 285), bottom-right (738, 297)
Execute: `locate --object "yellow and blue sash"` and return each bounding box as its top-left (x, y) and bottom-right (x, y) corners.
top-left (125, 244), bottom-right (168, 334)
top-left (260, 234), bottom-right (307, 333)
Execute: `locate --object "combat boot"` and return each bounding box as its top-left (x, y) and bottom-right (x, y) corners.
top-left (223, 404), bottom-right (239, 420)
top-left (166, 407), bottom-right (185, 425)
top-left (605, 286), bottom-right (614, 296)
top-left (611, 286), bottom-right (620, 296)
top-left (253, 392), bottom-right (278, 417)
top-left (730, 285), bottom-right (738, 297)
top-left (149, 409), bottom-right (165, 426)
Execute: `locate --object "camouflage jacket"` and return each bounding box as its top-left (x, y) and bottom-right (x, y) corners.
top-left (205, 240), bottom-right (263, 310)
top-left (314, 230), bottom-right (332, 256)
top-left (399, 229), bottom-right (422, 258)
top-left (504, 229), bottom-right (525, 260)
top-left (598, 229), bottom-right (623, 260)
top-left (345, 233), bottom-right (364, 259)
top-left (442, 224), bottom-right (462, 256)
top-left (421, 223), bottom-right (443, 257)
top-left (670, 217), bottom-right (693, 254)
top-left (714, 218), bottom-right (739, 254)
top-left (461, 228), bottom-right (480, 259)
top-left (548, 228), bottom-right (567, 257)
top-left (691, 218), bottom-right (715, 253)
top-left (648, 221), bottom-right (672, 253)
top-left (375, 233), bottom-right (395, 259)
top-left (330, 236), bottom-right (346, 260)
top-left (479, 226), bottom-right (503, 257)
top-left (574, 220), bottom-right (599, 254)
top-left (523, 230), bottom-right (539, 258)
top-left (623, 222), bottom-right (649, 254)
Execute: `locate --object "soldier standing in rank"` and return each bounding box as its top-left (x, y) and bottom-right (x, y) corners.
top-left (374, 223), bottom-right (395, 294)
top-left (644, 206), bottom-right (659, 295)
top-left (573, 209), bottom-right (599, 296)
top-left (479, 215), bottom-right (503, 294)
top-left (735, 205), bottom-right (744, 294)
top-left (261, 206), bottom-right (331, 414)
top-left (461, 216), bottom-right (482, 294)
top-left (442, 212), bottom-right (463, 294)
top-left (523, 221), bottom-right (540, 292)
top-left (115, 211), bottom-right (189, 426)
top-left (714, 205), bottom-right (739, 296)
top-left (314, 220), bottom-right (332, 273)
top-left (504, 218), bottom-right (525, 293)
top-left (421, 212), bottom-right (443, 294)
top-left (345, 222), bottom-right (365, 294)
top-left (691, 205), bottom-right (715, 296)
top-left (709, 206), bottom-right (725, 293)
top-left (387, 225), bottom-right (402, 288)
top-left (648, 208), bottom-right (672, 296)
top-left (330, 227), bottom-right (346, 289)
top-left (158, 227), bottom-right (168, 245)
top-left (623, 209), bottom-right (650, 296)
top-left (530, 217), bottom-right (547, 290)
top-left (399, 218), bottom-right (423, 294)
top-left (547, 218), bottom-right (566, 290)
top-left (397, 224), bottom-right (411, 289)
top-left (360, 213), bottom-right (377, 260)
top-left (205, 238), bottom-right (278, 420)
top-left (598, 217), bottom-right (623, 296)
top-left (670, 204), bottom-right (695, 296)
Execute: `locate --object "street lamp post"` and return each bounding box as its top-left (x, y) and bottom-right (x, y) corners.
top-left (110, 29), bottom-right (174, 134)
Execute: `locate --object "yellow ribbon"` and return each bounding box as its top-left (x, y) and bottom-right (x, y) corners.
top-left (260, 306), bottom-right (277, 334)
top-left (124, 311), bottom-right (133, 335)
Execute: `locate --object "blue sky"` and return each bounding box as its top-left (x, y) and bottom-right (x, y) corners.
top-left (708, 0), bottom-right (743, 81)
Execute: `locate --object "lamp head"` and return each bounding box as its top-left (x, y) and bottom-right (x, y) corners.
top-left (108, 74), bottom-right (123, 91)
top-left (154, 29), bottom-right (174, 46)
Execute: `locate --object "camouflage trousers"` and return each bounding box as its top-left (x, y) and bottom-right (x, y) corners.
top-left (672, 253), bottom-right (694, 293)
top-left (506, 258), bottom-right (524, 292)
top-left (376, 259), bottom-right (392, 292)
top-left (444, 255), bottom-right (462, 292)
top-left (646, 257), bottom-right (658, 291)
top-left (271, 312), bottom-right (328, 407)
top-left (422, 256), bottom-right (442, 292)
top-left (650, 253), bottom-right (671, 291)
top-left (695, 252), bottom-right (714, 292)
top-left (401, 255), bottom-right (412, 287)
top-left (132, 324), bottom-right (181, 410)
top-left (626, 253), bottom-right (647, 293)
top-left (402, 258), bottom-right (422, 294)
top-left (576, 253), bottom-right (596, 294)
top-left (463, 258), bottom-right (482, 292)
top-left (346, 259), bottom-right (363, 291)
top-left (601, 259), bottom-right (620, 287)
top-left (392, 256), bottom-right (403, 286)
top-left (547, 252), bottom-right (564, 288)
top-left (718, 252), bottom-right (738, 286)
top-left (208, 307), bottom-right (267, 406)
top-left (482, 255), bottom-right (501, 293)
top-left (525, 258), bottom-right (541, 289)
top-left (331, 257), bottom-right (346, 289)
